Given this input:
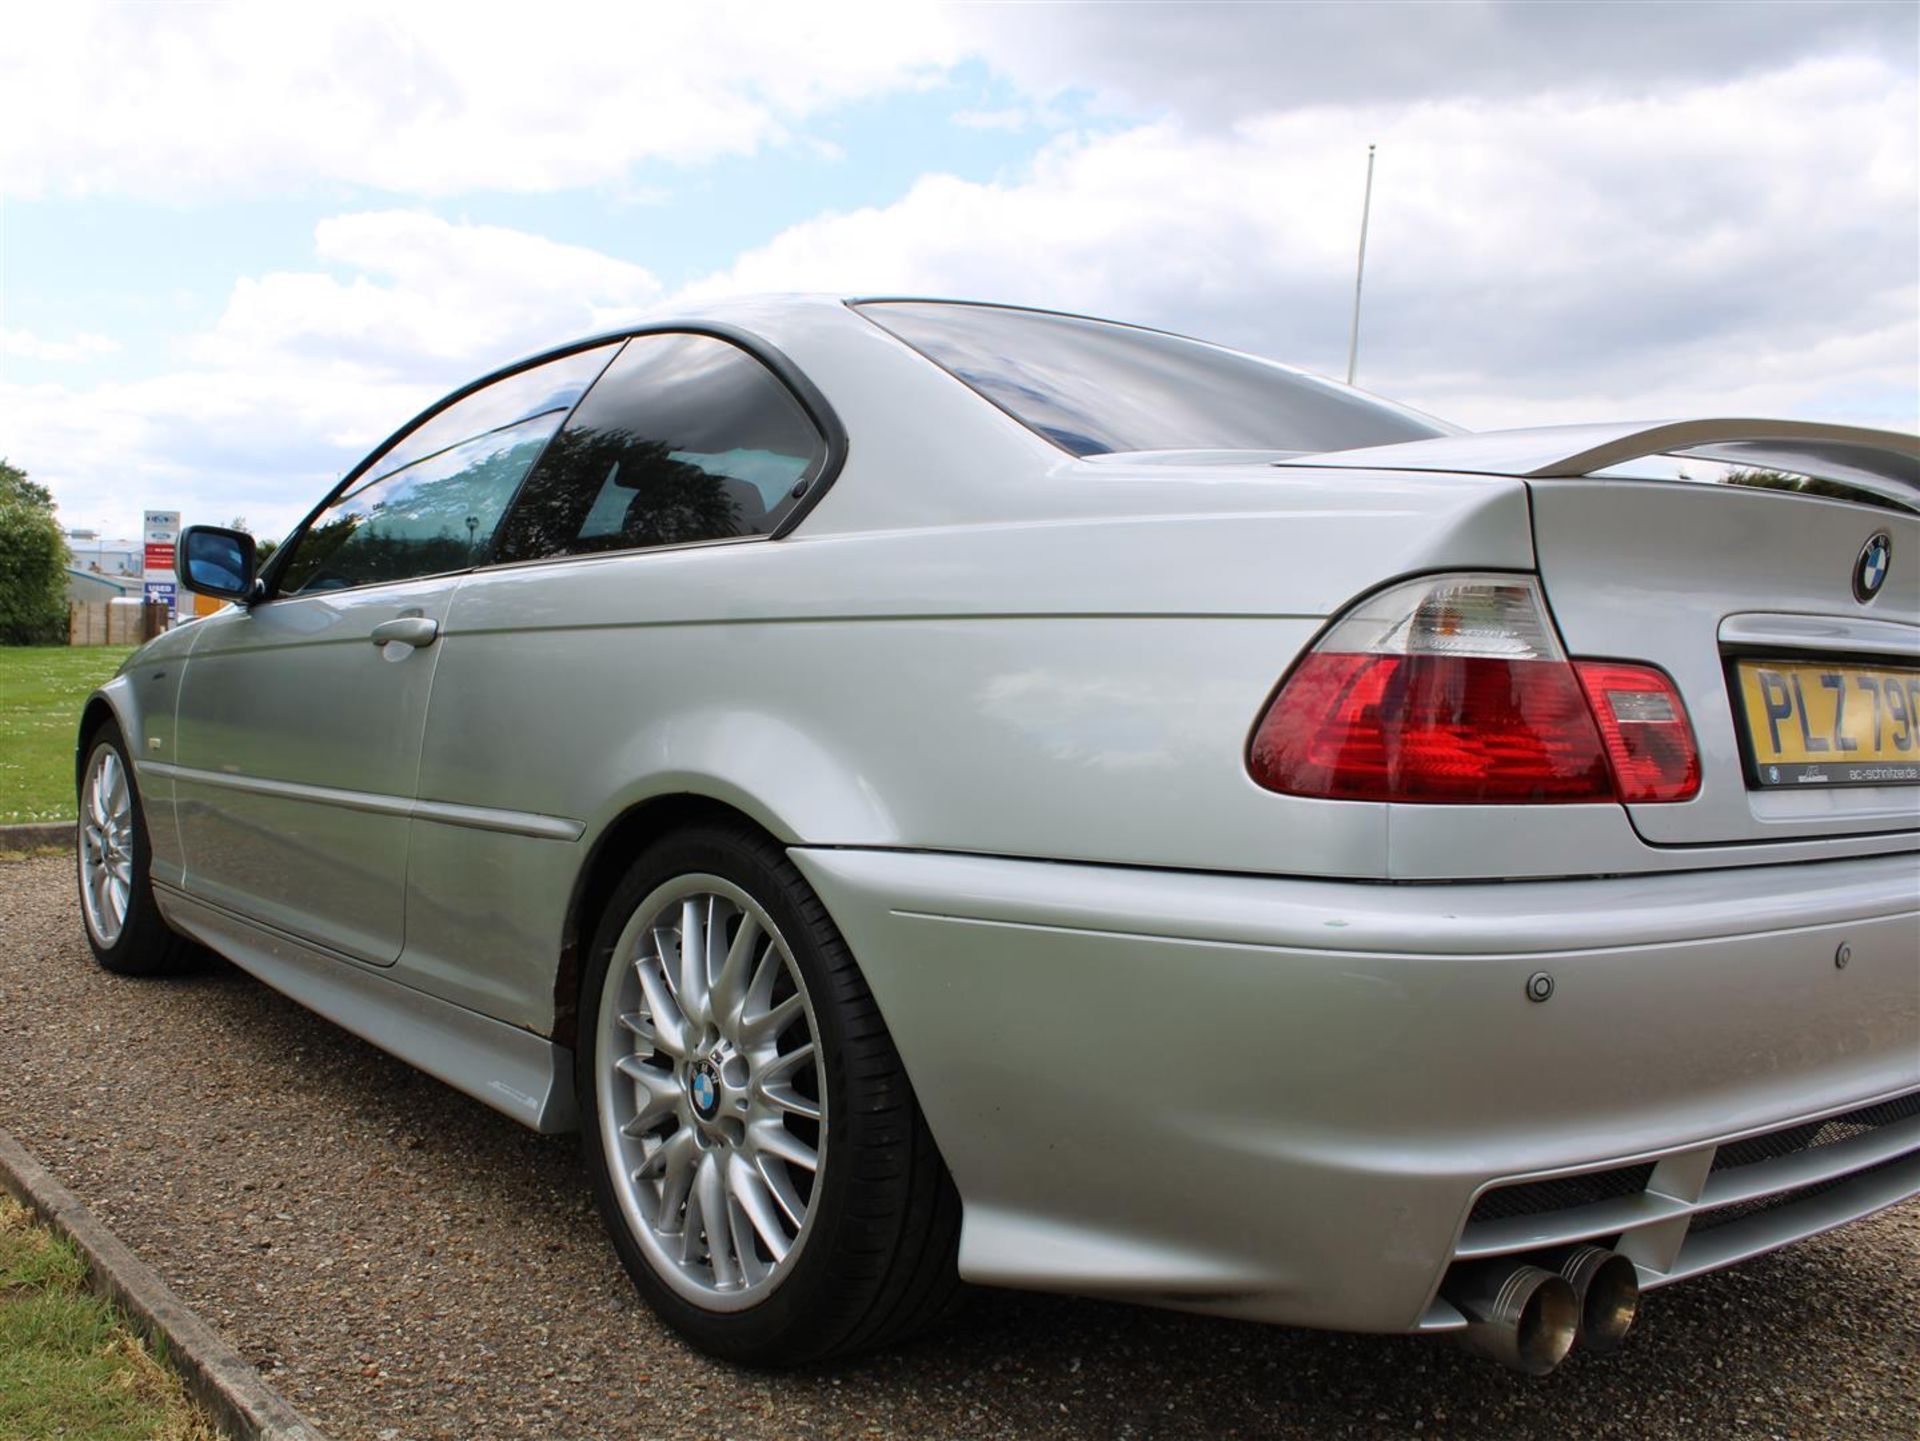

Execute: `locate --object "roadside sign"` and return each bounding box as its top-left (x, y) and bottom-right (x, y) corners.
top-left (143, 510), bottom-right (181, 617)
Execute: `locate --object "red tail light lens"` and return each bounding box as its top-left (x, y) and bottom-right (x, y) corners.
top-left (1251, 651), bottom-right (1613, 802)
top-left (1573, 661), bottom-right (1701, 802)
top-left (1248, 575), bottom-right (1700, 805)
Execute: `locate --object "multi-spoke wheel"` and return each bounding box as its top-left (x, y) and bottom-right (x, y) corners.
top-left (578, 821), bottom-right (961, 1365)
top-left (597, 876), bottom-right (826, 1307)
top-left (76, 721), bottom-right (191, 976)
top-left (78, 742), bottom-right (134, 947)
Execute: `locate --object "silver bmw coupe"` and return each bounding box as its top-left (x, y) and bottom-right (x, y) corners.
top-left (76, 297), bottom-right (1920, 1374)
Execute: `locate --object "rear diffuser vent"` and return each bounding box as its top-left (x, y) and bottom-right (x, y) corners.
top-left (1467, 1164), bottom-right (1656, 1224)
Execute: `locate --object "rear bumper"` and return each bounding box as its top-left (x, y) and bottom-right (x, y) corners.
top-left (791, 847), bottom-right (1920, 1332)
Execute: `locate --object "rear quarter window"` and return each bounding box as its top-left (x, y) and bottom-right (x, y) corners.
top-left (492, 332), bottom-right (827, 563)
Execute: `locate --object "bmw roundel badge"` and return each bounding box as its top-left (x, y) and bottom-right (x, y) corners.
top-left (1853, 531), bottom-right (1892, 604)
top-left (690, 1061), bottom-right (719, 1119)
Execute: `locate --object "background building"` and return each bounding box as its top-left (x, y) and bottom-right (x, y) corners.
top-left (64, 565), bottom-right (142, 604)
top-left (64, 529), bottom-right (142, 577)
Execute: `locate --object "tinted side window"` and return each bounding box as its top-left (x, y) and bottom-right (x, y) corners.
top-left (277, 344), bottom-right (618, 594)
top-left (493, 333), bottom-right (825, 564)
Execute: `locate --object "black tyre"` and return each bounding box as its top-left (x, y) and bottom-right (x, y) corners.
top-left (576, 820), bottom-right (960, 1365)
top-left (76, 720), bottom-right (193, 977)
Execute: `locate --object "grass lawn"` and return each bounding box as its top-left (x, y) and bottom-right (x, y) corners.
top-left (0, 646), bottom-right (136, 824)
top-left (0, 1195), bottom-right (219, 1441)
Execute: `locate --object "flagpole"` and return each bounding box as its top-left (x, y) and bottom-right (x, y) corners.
top-left (1346, 143), bottom-right (1376, 386)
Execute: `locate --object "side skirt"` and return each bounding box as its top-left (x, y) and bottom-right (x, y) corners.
top-left (154, 884), bottom-right (579, 1134)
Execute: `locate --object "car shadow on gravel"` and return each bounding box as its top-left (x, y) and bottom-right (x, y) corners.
top-left (103, 945), bottom-right (1920, 1440)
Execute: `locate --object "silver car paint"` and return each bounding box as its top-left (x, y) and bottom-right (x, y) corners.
top-left (791, 844), bottom-right (1918, 1330)
top-left (170, 577), bottom-right (462, 965)
top-left (397, 473), bottom-right (1534, 1032)
top-left (158, 885), bottom-right (576, 1132)
top-left (1527, 479), bottom-right (1919, 845)
top-left (84, 295), bottom-right (1920, 1336)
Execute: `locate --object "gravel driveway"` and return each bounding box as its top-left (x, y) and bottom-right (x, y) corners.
top-left (2, 854), bottom-right (1915, 1440)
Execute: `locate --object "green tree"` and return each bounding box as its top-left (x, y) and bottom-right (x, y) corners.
top-left (1724, 467), bottom-right (1906, 515)
top-left (0, 458), bottom-right (55, 511)
top-left (0, 461), bottom-right (70, 644)
top-left (226, 516), bottom-right (278, 566)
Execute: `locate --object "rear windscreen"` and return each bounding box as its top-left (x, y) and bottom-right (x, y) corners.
top-left (857, 300), bottom-right (1455, 457)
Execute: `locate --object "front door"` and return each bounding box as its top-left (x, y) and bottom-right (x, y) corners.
top-left (169, 341), bottom-right (621, 964)
top-left (171, 579), bottom-right (458, 964)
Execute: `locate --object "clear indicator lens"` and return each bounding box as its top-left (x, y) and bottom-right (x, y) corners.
top-left (1606, 690), bottom-right (1677, 724)
top-left (1320, 576), bottom-right (1564, 661)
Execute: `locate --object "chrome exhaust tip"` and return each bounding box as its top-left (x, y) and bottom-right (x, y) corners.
top-left (1444, 1263), bottom-right (1579, 1376)
top-left (1548, 1245), bottom-right (1640, 1354)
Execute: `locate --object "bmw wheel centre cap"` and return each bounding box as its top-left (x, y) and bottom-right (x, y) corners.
top-left (1854, 531), bottom-right (1892, 604)
top-left (689, 1060), bottom-right (720, 1120)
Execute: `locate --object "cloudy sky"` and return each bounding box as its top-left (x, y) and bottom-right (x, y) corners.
top-left (3, 0), bottom-right (1915, 541)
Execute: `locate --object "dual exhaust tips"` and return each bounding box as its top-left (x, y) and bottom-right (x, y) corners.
top-left (1444, 1246), bottom-right (1640, 1375)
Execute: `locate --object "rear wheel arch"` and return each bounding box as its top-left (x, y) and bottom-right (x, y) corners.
top-left (572, 812), bottom-right (963, 1361)
top-left (555, 793), bottom-right (794, 1047)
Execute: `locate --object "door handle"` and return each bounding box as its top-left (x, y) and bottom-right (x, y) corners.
top-left (370, 616), bottom-right (439, 650)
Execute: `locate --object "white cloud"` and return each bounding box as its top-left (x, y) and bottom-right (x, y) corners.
top-left (680, 58), bottom-right (1919, 432)
top-left (193, 210), bottom-right (662, 376)
top-left (7, 3), bottom-right (1914, 548)
top-left (948, 103), bottom-right (1080, 134)
top-left (2, 1), bottom-right (964, 199)
top-left (951, 107), bottom-right (1034, 132)
top-left (10, 1), bottom-right (1907, 206)
top-left (957, 0), bottom-right (1917, 119)
top-left (1, 329), bottom-right (120, 364)
top-left (9, 210), bottom-right (668, 538)
top-left (17, 50), bottom-right (1917, 544)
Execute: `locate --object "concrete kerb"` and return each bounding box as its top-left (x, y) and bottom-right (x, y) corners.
top-left (0, 821), bottom-right (75, 851)
top-left (0, 1127), bottom-right (329, 1441)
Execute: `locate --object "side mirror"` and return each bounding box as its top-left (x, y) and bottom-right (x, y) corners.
top-left (177, 525), bottom-right (258, 602)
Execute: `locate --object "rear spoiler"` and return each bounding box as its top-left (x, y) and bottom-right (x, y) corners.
top-left (1277, 419), bottom-right (1920, 509)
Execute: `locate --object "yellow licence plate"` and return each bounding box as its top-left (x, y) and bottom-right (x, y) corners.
top-left (1735, 660), bottom-right (1920, 787)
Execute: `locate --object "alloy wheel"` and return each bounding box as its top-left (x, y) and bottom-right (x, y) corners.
top-left (595, 876), bottom-right (827, 1311)
top-left (78, 744), bottom-right (135, 948)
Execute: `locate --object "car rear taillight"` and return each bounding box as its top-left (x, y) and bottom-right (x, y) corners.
top-left (1572, 661), bottom-right (1701, 802)
top-left (1248, 575), bottom-right (1700, 805)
